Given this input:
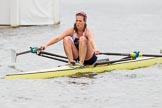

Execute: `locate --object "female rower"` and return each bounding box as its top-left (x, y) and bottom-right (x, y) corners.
top-left (40, 11), bottom-right (99, 66)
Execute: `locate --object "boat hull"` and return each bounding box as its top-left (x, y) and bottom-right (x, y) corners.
top-left (5, 57), bottom-right (162, 79)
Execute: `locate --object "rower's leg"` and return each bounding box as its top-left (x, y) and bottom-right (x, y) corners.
top-left (79, 37), bottom-right (87, 64)
top-left (63, 36), bottom-right (78, 62)
top-left (79, 37), bottom-right (95, 65)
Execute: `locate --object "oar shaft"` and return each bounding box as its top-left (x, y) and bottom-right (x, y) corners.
top-left (94, 57), bottom-right (132, 67)
top-left (100, 52), bottom-right (130, 56)
top-left (40, 51), bottom-right (67, 59)
top-left (100, 52), bottom-right (162, 57)
top-left (16, 47), bottom-right (41, 56)
top-left (41, 55), bottom-right (68, 63)
top-left (142, 54), bottom-right (162, 57)
top-left (16, 50), bottom-right (31, 56)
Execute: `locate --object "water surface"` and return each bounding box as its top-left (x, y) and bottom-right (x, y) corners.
top-left (0, 0), bottom-right (162, 108)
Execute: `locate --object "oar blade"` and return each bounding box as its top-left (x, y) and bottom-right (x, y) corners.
top-left (11, 49), bottom-right (17, 63)
top-left (160, 50), bottom-right (162, 54)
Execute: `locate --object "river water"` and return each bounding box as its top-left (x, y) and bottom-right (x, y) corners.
top-left (0, 0), bottom-right (162, 108)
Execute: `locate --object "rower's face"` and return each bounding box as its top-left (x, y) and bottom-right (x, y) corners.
top-left (75, 16), bottom-right (85, 30)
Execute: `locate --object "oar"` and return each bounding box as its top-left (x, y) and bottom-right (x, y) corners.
top-left (11, 46), bottom-right (69, 63)
top-left (94, 57), bottom-right (132, 67)
top-left (11, 47), bottom-right (40, 63)
top-left (39, 51), bottom-right (67, 59)
top-left (11, 49), bottom-right (31, 63)
top-left (40, 55), bottom-right (68, 63)
top-left (37, 51), bottom-right (68, 63)
top-left (99, 51), bottom-right (162, 58)
top-left (16, 50), bottom-right (31, 56)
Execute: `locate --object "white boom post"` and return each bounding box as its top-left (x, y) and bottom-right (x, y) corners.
top-left (53, 0), bottom-right (60, 25)
top-left (10, 0), bottom-right (20, 27)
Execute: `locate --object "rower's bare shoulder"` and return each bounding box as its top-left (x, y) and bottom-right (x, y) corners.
top-left (86, 27), bottom-right (91, 32)
top-left (63, 27), bottom-right (74, 35)
top-left (85, 28), bottom-right (93, 36)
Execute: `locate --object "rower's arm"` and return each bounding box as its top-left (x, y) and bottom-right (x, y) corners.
top-left (44, 34), bottom-right (63, 47)
top-left (86, 29), bottom-right (99, 54)
top-left (43, 28), bottom-right (73, 48)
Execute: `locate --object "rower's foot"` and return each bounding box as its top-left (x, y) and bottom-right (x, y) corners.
top-left (68, 61), bottom-right (84, 68)
top-left (77, 61), bottom-right (85, 68)
top-left (74, 63), bottom-right (84, 68)
top-left (79, 64), bottom-right (84, 68)
top-left (68, 60), bottom-right (76, 66)
top-left (70, 61), bottom-right (76, 66)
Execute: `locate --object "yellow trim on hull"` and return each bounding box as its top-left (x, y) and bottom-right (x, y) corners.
top-left (5, 57), bottom-right (162, 79)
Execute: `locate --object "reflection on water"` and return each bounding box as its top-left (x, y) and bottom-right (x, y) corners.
top-left (70, 72), bottom-right (98, 79)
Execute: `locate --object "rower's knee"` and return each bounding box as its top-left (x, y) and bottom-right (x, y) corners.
top-left (63, 36), bottom-right (72, 44)
top-left (79, 36), bottom-right (87, 44)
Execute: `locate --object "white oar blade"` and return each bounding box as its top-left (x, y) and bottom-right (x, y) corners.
top-left (11, 49), bottom-right (17, 63)
top-left (160, 50), bottom-right (162, 54)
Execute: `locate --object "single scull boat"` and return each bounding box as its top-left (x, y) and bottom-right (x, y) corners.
top-left (5, 57), bottom-right (162, 79)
